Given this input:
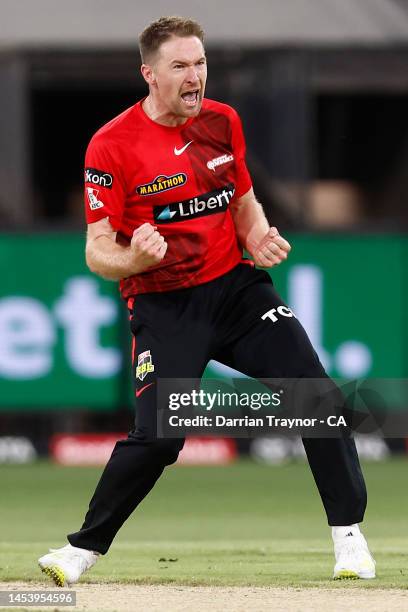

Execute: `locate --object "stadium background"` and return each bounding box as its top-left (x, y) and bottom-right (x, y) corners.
top-left (1, 0), bottom-right (408, 600)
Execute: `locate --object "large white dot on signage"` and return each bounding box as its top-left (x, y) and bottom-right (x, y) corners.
top-left (335, 341), bottom-right (372, 378)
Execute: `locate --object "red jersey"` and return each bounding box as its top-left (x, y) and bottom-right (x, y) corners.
top-left (84, 98), bottom-right (252, 297)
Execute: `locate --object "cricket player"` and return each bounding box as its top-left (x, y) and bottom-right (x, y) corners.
top-left (39, 16), bottom-right (375, 585)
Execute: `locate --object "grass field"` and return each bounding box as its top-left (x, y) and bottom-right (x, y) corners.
top-left (1, 458), bottom-right (408, 590)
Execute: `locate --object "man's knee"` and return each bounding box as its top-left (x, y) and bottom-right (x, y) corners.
top-left (109, 435), bottom-right (184, 470)
top-left (150, 438), bottom-right (184, 465)
top-left (291, 327), bottom-right (326, 377)
top-left (124, 433), bottom-right (184, 465)
top-left (267, 319), bottom-right (326, 377)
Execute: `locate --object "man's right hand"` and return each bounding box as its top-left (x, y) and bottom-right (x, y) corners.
top-left (130, 223), bottom-right (167, 270)
top-left (86, 218), bottom-right (167, 281)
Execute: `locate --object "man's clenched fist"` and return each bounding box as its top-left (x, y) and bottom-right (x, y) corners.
top-left (251, 227), bottom-right (291, 268)
top-left (130, 223), bottom-right (167, 270)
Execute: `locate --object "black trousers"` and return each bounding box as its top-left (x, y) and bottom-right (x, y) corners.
top-left (68, 264), bottom-right (367, 554)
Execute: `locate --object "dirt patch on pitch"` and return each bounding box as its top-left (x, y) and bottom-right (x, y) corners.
top-left (1, 582), bottom-right (407, 611)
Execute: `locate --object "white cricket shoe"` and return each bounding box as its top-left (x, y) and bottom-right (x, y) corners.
top-left (332, 525), bottom-right (376, 579)
top-left (38, 543), bottom-right (99, 587)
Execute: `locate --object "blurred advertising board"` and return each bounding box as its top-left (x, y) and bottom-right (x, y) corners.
top-left (0, 233), bottom-right (406, 411)
top-left (50, 434), bottom-right (236, 466)
top-left (0, 234), bottom-right (121, 410)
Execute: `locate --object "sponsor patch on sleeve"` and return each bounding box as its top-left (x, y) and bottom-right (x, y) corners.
top-left (85, 167), bottom-right (114, 189)
top-left (86, 187), bottom-right (104, 210)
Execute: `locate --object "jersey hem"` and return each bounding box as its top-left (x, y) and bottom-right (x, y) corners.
top-left (120, 255), bottom-right (246, 299)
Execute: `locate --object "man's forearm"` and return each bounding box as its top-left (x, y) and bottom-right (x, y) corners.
top-left (231, 197), bottom-right (269, 253)
top-left (230, 188), bottom-right (290, 268)
top-left (85, 235), bottom-right (142, 281)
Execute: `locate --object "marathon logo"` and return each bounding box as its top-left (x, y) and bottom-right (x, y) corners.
top-left (137, 173), bottom-right (187, 196)
top-left (85, 167), bottom-right (113, 189)
top-left (153, 183), bottom-right (235, 224)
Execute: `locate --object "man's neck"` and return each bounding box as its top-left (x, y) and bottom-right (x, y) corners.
top-left (142, 95), bottom-right (188, 127)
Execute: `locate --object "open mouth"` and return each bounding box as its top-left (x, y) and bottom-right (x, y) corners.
top-left (181, 90), bottom-right (199, 107)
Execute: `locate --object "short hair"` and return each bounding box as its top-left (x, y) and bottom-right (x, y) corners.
top-left (139, 16), bottom-right (205, 64)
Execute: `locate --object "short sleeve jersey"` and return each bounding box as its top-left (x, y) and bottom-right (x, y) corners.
top-left (84, 98), bottom-right (252, 298)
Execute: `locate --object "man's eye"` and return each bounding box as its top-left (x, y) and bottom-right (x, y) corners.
top-left (174, 65), bottom-right (184, 70)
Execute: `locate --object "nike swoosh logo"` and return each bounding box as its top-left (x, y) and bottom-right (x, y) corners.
top-left (135, 382), bottom-right (154, 398)
top-left (174, 141), bottom-right (193, 156)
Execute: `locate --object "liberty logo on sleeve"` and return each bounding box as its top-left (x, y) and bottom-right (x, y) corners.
top-left (136, 350), bottom-right (155, 381)
top-left (86, 187), bottom-right (104, 210)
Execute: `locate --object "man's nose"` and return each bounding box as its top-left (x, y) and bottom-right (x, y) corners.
top-left (185, 66), bottom-right (199, 82)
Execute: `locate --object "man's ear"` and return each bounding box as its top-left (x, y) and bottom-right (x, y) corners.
top-left (141, 64), bottom-right (156, 86)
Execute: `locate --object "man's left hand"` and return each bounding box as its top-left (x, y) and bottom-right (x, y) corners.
top-left (250, 227), bottom-right (291, 268)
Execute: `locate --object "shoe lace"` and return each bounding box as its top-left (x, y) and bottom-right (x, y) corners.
top-left (336, 537), bottom-right (368, 562)
top-left (70, 552), bottom-right (91, 572)
top-left (48, 547), bottom-right (94, 571)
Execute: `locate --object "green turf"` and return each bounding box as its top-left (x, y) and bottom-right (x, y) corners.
top-left (1, 458), bottom-right (407, 588)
